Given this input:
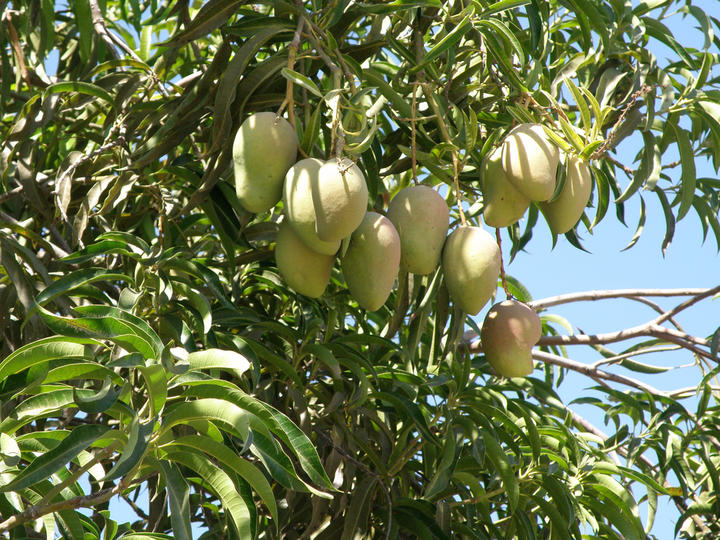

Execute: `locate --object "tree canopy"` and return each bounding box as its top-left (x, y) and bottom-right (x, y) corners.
top-left (1, 0), bottom-right (720, 538)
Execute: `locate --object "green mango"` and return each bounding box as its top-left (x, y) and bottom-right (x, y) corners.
top-left (540, 155), bottom-right (592, 235)
top-left (501, 123), bottom-right (560, 201)
top-left (387, 185), bottom-right (449, 275)
top-left (283, 158), bottom-right (341, 255)
top-left (275, 222), bottom-right (334, 298)
top-left (481, 148), bottom-right (530, 228)
top-left (480, 300), bottom-right (541, 377)
top-left (442, 226), bottom-right (500, 315)
top-left (233, 112), bottom-right (297, 213)
top-left (341, 212), bottom-right (401, 311)
top-left (314, 158), bottom-right (368, 242)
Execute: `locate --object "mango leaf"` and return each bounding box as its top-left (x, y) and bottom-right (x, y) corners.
top-left (36, 305), bottom-right (157, 360)
top-left (166, 435), bottom-right (279, 525)
top-left (103, 416), bottom-right (156, 482)
top-left (481, 429), bottom-right (519, 511)
top-left (73, 377), bottom-right (123, 414)
top-left (181, 383), bottom-right (334, 491)
top-left (0, 336), bottom-right (99, 382)
top-left (163, 450), bottom-right (253, 538)
top-left (159, 462), bottom-right (193, 540)
top-left (162, 0), bottom-right (246, 46)
top-left (187, 348), bottom-right (250, 378)
top-left (0, 424), bottom-right (109, 493)
top-left (0, 433), bottom-right (21, 466)
top-left (34, 268), bottom-right (131, 310)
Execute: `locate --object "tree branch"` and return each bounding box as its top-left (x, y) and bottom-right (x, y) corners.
top-left (529, 288), bottom-right (714, 311)
top-left (530, 350), bottom-right (668, 396)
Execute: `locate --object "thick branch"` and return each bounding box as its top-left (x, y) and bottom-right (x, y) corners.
top-left (529, 288), bottom-right (713, 311)
top-left (0, 484), bottom-right (121, 533)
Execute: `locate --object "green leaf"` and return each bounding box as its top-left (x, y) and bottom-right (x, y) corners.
top-left (163, 450), bottom-right (253, 538)
top-left (281, 68), bottom-right (323, 98)
top-left (36, 305), bottom-right (158, 359)
top-left (212, 24), bottom-right (294, 150)
top-left (73, 377), bottom-right (123, 414)
top-left (411, 14), bottom-right (472, 73)
top-left (34, 269), bottom-right (131, 310)
top-left (481, 430), bottom-right (519, 510)
top-left (671, 123), bottom-right (697, 221)
top-left (181, 385), bottom-right (335, 492)
top-left (44, 82), bottom-right (115, 108)
top-left (160, 398), bottom-right (251, 441)
top-left (159, 462), bottom-right (193, 540)
top-left (103, 416), bottom-right (155, 482)
top-left (162, 0), bottom-right (245, 46)
top-left (341, 476), bottom-right (377, 540)
top-left (0, 424), bottom-right (109, 493)
top-left (0, 433), bottom-right (21, 467)
top-left (138, 364), bottom-right (168, 417)
top-left (166, 435), bottom-right (279, 526)
top-left (0, 336), bottom-right (98, 383)
top-left (187, 348), bottom-right (251, 378)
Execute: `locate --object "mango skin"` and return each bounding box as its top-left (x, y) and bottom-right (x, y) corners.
top-left (387, 185), bottom-right (449, 275)
top-left (480, 300), bottom-right (541, 377)
top-left (501, 123), bottom-right (560, 202)
top-left (233, 112), bottom-right (298, 213)
top-left (442, 226), bottom-right (501, 315)
top-left (539, 155), bottom-right (592, 235)
top-left (283, 158), bottom-right (341, 256)
top-left (481, 148), bottom-right (530, 228)
top-left (314, 159), bottom-right (369, 242)
top-left (341, 212), bottom-right (401, 311)
top-left (275, 222), bottom-right (334, 298)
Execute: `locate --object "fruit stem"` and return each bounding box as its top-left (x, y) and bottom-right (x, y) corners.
top-left (279, 15), bottom-right (305, 128)
top-left (411, 82), bottom-right (419, 185)
top-left (452, 151), bottom-right (467, 226)
top-left (495, 228), bottom-right (512, 299)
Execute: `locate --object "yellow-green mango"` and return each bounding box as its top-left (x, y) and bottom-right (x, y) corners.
top-left (341, 212), bottom-right (401, 311)
top-left (386, 185), bottom-right (449, 275)
top-left (314, 159), bottom-right (368, 242)
top-left (539, 155), bottom-right (592, 234)
top-left (442, 226), bottom-right (501, 315)
top-left (501, 123), bottom-right (560, 201)
top-left (481, 148), bottom-right (530, 228)
top-left (283, 158), bottom-right (341, 256)
top-left (480, 300), bottom-right (541, 377)
top-left (275, 222), bottom-right (334, 298)
top-left (233, 112), bottom-right (298, 213)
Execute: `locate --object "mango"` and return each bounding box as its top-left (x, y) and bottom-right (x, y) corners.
top-left (275, 222), bottom-right (334, 298)
top-left (387, 185), bottom-right (449, 275)
top-left (442, 226), bottom-right (501, 315)
top-left (501, 123), bottom-right (560, 201)
top-left (341, 212), bottom-right (401, 311)
top-left (480, 300), bottom-right (541, 377)
top-left (314, 159), bottom-right (369, 242)
top-left (481, 148), bottom-right (530, 228)
top-left (283, 158), bottom-right (341, 255)
top-left (539, 155), bottom-right (592, 235)
top-left (233, 112), bottom-right (298, 213)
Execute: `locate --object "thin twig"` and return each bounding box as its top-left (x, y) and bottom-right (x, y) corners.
top-left (530, 350), bottom-right (668, 396)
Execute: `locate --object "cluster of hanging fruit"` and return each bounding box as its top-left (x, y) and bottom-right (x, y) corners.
top-left (232, 113), bottom-right (589, 377)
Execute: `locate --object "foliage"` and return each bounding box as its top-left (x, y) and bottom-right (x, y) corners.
top-left (1, 0), bottom-right (720, 538)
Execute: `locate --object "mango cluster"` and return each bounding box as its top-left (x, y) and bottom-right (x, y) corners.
top-left (233, 113), bottom-right (545, 377)
top-left (482, 123), bottom-right (592, 235)
top-left (233, 113), bottom-right (399, 311)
